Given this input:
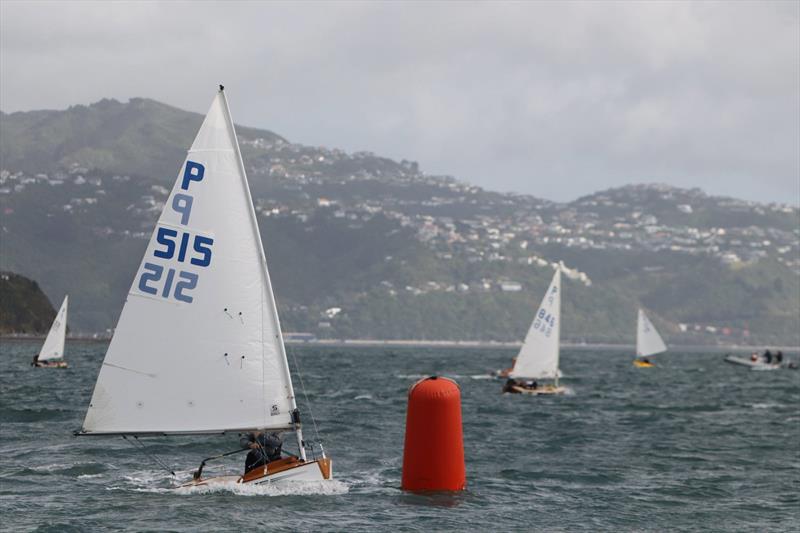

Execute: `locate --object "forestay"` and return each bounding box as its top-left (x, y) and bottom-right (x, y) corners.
top-left (511, 267), bottom-right (561, 380)
top-left (38, 295), bottom-right (68, 361)
top-left (636, 309), bottom-right (667, 358)
top-left (81, 89), bottom-right (297, 435)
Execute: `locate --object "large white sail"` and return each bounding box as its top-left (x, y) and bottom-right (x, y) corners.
top-left (82, 89), bottom-right (297, 435)
top-left (510, 267), bottom-right (561, 380)
top-left (38, 295), bottom-right (68, 361)
top-left (636, 309), bottom-right (667, 358)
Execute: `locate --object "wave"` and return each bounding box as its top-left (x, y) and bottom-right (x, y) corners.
top-left (171, 479), bottom-right (350, 497)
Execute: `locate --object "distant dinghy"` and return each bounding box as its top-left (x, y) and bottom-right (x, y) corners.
top-left (504, 266), bottom-right (566, 395)
top-left (77, 87), bottom-right (331, 486)
top-left (33, 295), bottom-right (68, 368)
top-left (634, 309), bottom-right (667, 367)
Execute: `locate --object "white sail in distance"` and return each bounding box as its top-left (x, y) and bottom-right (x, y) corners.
top-left (38, 295), bottom-right (68, 361)
top-left (636, 309), bottom-right (667, 358)
top-left (82, 89), bottom-right (297, 435)
top-left (511, 267), bottom-right (561, 380)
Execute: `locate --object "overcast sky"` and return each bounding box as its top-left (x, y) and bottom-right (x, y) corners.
top-left (1, 1), bottom-right (798, 204)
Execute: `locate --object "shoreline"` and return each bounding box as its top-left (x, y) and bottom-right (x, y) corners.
top-left (2, 335), bottom-right (797, 353)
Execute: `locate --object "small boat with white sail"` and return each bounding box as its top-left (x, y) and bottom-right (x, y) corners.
top-left (32, 295), bottom-right (68, 368)
top-left (76, 87), bottom-right (331, 487)
top-left (502, 266), bottom-right (565, 395)
top-left (634, 309), bottom-right (666, 367)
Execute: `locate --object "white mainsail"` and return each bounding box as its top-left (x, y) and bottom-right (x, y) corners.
top-left (636, 309), bottom-right (667, 358)
top-left (510, 267), bottom-right (561, 380)
top-left (38, 295), bottom-right (68, 361)
top-left (82, 89), bottom-right (298, 435)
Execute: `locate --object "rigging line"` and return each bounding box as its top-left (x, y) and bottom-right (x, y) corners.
top-left (122, 436), bottom-right (176, 477)
top-left (286, 344), bottom-right (321, 444)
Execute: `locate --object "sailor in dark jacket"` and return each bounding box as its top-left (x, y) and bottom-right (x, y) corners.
top-left (240, 432), bottom-right (282, 473)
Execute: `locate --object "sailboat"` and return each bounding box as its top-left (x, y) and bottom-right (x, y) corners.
top-left (634, 309), bottom-right (667, 367)
top-left (503, 266), bottom-right (565, 395)
top-left (77, 87), bottom-right (332, 486)
top-left (33, 295), bottom-right (69, 368)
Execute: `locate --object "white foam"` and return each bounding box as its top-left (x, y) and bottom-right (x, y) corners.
top-left (751, 402), bottom-right (781, 409)
top-left (172, 479), bottom-right (349, 497)
top-left (354, 394), bottom-right (372, 400)
top-left (469, 374), bottom-right (495, 380)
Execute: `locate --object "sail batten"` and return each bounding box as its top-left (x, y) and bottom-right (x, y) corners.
top-left (38, 295), bottom-right (68, 361)
top-left (510, 267), bottom-right (561, 380)
top-left (636, 309), bottom-right (667, 357)
top-left (81, 90), bottom-right (296, 435)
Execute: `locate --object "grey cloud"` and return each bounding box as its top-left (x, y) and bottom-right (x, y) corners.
top-left (1, 0), bottom-right (797, 203)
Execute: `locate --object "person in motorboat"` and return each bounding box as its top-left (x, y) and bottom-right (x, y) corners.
top-left (776, 351), bottom-right (783, 364)
top-left (750, 352), bottom-right (759, 362)
top-left (240, 432), bottom-right (282, 473)
top-left (764, 350), bottom-right (773, 364)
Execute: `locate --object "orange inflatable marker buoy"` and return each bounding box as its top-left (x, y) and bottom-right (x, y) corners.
top-left (401, 376), bottom-right (466, 491)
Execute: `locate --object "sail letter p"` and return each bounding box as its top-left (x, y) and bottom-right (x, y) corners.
top-left (181, 161), bottom-right (205, 190)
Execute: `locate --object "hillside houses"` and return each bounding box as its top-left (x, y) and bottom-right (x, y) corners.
top-left (2, 162), bottom-right (799, 277)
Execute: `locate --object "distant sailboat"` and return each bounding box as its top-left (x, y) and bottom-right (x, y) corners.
top-left (77, 87), bottom-right (331, 486)
top-left (634, 309), bottom-right (667, 367)
top-left (504, 266), bottom-right (566, 395)
top-left (33, 295), bottom-right (68, 368)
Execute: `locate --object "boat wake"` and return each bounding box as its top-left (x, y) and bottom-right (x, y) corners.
top-left (116, 469), bottom-right (349, 496)
top-left (172, 479), bottom-right (350, 497)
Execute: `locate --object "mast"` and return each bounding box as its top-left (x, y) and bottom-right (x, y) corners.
top-left (554, 264), bottom-right (561, 388)
top-left (218, 86), bottom-right (307, 461)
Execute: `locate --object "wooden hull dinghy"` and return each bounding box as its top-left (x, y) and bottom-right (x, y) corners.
top-left (633, 359), bottom-right (655, 368)
top-left (33, 360), bottom-right (68, 368)
top-left (502, 266), bottom-right (566, 396)
top-left (508, 384), bottom-right (566, 395)
top-left (77, 87), bottom-right (333, 484)
top-left (185, 456), bottom-right (332, 487)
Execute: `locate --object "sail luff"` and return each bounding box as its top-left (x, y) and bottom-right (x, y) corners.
top-left (218, 88), bottom-right (306, 460)
top-left (217, 89), bottom-right (298, 416)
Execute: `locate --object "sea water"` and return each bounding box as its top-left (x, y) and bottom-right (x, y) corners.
top-left (1, 341), bottom-right (798, 531)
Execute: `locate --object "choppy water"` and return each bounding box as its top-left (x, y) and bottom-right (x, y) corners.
top-left (1, 340), bottom-right (798, 531)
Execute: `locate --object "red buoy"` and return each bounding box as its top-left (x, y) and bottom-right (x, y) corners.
top-left (401, 376), bottom-right (466, 491)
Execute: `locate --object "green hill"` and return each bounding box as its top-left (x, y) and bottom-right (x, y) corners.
top-left (1, 98), bottom-right (798, 346)
top-left (0, 272), bottom-right (56, 334)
